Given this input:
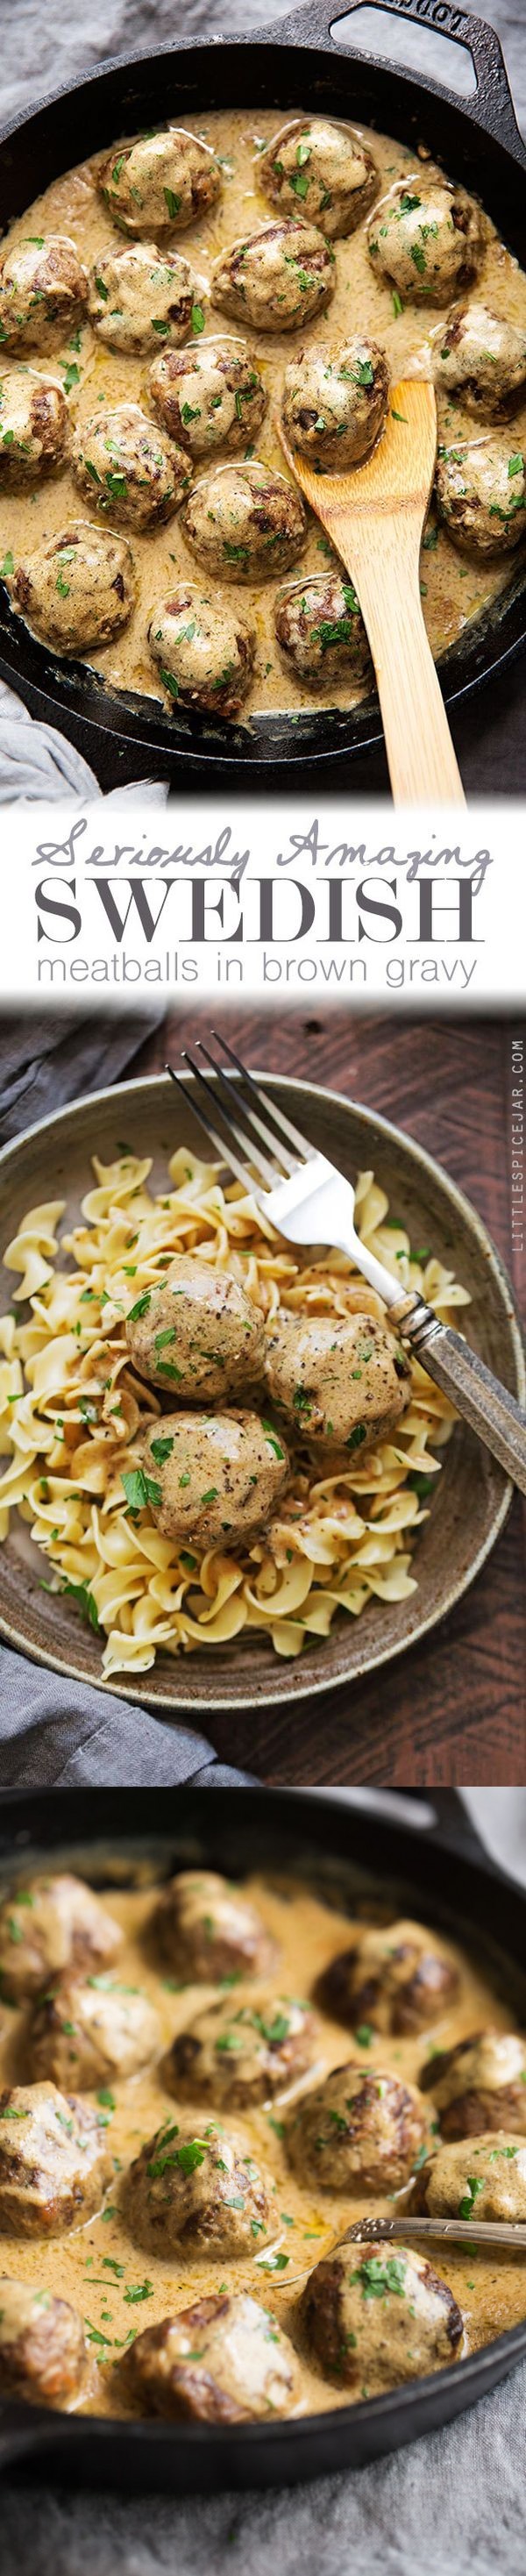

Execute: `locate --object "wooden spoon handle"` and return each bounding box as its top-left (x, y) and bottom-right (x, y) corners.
top-left (338, 526), bottom-right (466, 806)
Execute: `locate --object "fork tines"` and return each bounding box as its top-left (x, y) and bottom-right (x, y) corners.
top-left (165, 1032), bottom-right (314, 1197)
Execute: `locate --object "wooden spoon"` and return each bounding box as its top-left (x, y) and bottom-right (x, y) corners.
top-left (277, 379), bottom-right (465, 807)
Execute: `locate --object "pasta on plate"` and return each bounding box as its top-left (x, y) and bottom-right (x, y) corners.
top-left (0, 1146), bottom-right (470, 1677)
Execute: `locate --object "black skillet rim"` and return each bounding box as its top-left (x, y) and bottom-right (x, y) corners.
top-left (0, 4), bottom-right (525, 782)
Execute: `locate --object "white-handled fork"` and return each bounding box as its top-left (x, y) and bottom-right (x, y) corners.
top-left (166, 1037), bottom-right (526, 1497)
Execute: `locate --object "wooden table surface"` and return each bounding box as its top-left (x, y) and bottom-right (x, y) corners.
top-left (136, 1006), bottom-right (526, 1788)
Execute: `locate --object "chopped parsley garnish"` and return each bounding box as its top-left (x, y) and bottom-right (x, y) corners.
top-left (150, 1434), bottom-right (174, 1465)
top-left (458, 2175), bottom-right (485, 2220)
top-left (121, 1467), bottom-right (162, 1512)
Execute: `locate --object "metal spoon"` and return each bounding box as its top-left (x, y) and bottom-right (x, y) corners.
top-left (345, 2216), bottom-right (526, 2253)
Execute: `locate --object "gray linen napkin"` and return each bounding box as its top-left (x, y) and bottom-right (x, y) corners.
top-left (0, 1008), bottom-right (164, 1143)
top-left (0, 680), bottom-right (169, 803)
top-left (0, 1645), bottom-right (254, 1785)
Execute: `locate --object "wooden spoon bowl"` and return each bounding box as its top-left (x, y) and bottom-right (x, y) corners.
top-left (278, 379), bottom-right (465, 807)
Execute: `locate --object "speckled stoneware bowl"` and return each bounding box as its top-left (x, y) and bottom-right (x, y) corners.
top-left (0, 1070), bottom-right (523, 1715)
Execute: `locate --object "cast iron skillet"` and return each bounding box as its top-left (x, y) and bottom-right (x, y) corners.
top-left (0, 1784), bottom-right (524, 2494)
top-left (0, 0), bottom-right (525, 788)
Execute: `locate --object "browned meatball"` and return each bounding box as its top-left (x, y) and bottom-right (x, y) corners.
top-left (29, 1975), bottom-right (160, 2091)
top-left (274, 572), bottom-right (371, 688)
top-left (72, 403), bottom-right (190, 532)
top-left (0, 370), bottom-right (69, 489)
top-left (165, 1994), bottom-right (316, 2109)
top-left (147, 337), bottom-right (267, 458)
top-left (367, 173), bottom-right (484, 305)
top-left (153, 1870), bottom-right (277, 1982)
top-left (99, 128), bottom-right (221, 238)
top-left (139, 1407), bottom-right (289, 1552)
top-left (435, 432), bottom-right (526, 558)
top-left (126, 2291), bottom-right (302, 2422)
top-left (0, 236), bottom-right (88, 351)
top-left (0, 1871), bottom-right (121, 2005)
top-left (0, 2279), bottom-right (89, 2408)
top-left (124, 1257), bottom-right (265, 1400)
top-left (412, 2130), bottom-right (526, 2222)
top-left (259, 117), bottom-right (378, 240)
top-left (148, 583), bottom-right (256, 718)
top-left (6, 523), bottom-right (136, 654)
top-left (281, 336), bottom-right (388, 468)
top-left (286, 2062), bottom-right (427, 2192)
top-left (125, 2115), bottom-right (274, 2258)
top-left (323, 1919), bottom-right (459, 2037)
top-left (0, 2083), bottom-right (113, 2237)
top-left (434, 302), bottom-right (526, 420)
top-left (181, 461), bottom-right (306, 584)
top-left (210, 221), bottom-right (335, 334)
top-left (264, 1310), bottom-right (410, 1453)
top-left (88, 242), bottom-right (195, 356)
top-left (302, 2237), bottom-right (463, 2392)
top-left (420, 2030), bottom-right (526, 2138)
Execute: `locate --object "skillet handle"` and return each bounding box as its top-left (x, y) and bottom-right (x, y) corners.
top-left (265, 0), bottom-right (525, 165)
top-left (402, 1786), bottom-right (498, 1868)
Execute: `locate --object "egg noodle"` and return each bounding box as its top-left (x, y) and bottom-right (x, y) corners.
top-left (0, 1145), bottom-right (471, 1677)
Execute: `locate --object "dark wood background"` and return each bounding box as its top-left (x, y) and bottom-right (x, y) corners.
top-left (134, 1008), bottom-right (525, 1788)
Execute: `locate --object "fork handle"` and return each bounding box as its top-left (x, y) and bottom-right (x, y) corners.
top-left (393, 1295), bottom-right (526, 1495)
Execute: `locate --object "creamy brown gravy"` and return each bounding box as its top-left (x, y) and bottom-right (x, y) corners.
top-left (0, 1868), bottom-right (524, 2421)
top-left (1, 110), bottom-right (526, 721)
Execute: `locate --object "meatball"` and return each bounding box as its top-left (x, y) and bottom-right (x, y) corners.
top-left (125, 2115), bottom-right (274, 2258)
top-left (88, 243), bottom-right (195, 356)
top-left (147, 337), bottom-right (267, 459)
top-left (72, 403), bottom-right (190, 532)
top-left (210, 221), bottom-right (335, 334)
top-left (99, 128), bottom-right (221, 237)
top-left (126, 2291), bottom-right (302, 2423)
top-left (0, 1871), bottom-right (121, 2006)
top-left (0, 369), bottom-right (69, 489)
top-left (274, 572), bottom-right (371, 687)
top-left (181, 461), bottom-right (306, 585)
top-left (413, 2130), bottom-right (526, 2223)
top-left (435, 302), bottom-right (526, 420)
top-left (0, 2083), bottom-right (113, 2237)
top-left (0, 235), bottom-right (88, 351)
top-left (29, 1976), bottom-right (160, 2091)
top-left (302, 2237), bottom-right (463, 2393)
top-left (435, 432), bottom-right (526, 558)
top-left (259, 116), bottom-right (378, 241)
top-left (281, 336), bottom-right (388, 469)
top-left (153, 1869), bottom-right (277, 1983)
top-left (323, 1919), bottom-right (459, 2037)
top-left (286, 2062), bottom-right (427, 2192)
top-left (139, 1407), bottom-right (289, 1552)
top-left (148, 584), bottom-right (256, 718)
top-left (420, 2030), bottom-right (526, 2138)
top-left (0, 2279), bottom-right (89, 2409)
top-left (165, 1994), bottom-right (316, 2109)
top-left (124, 1258), bottom-right (265, 1399)
top-left (367, 173), bottom-right (484, 305)
top-left (6, 522), bottom-right (136, 653)
top-left (264, 1310), bottom-right (410, 1454)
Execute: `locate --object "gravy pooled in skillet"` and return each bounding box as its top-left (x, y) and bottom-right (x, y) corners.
top-left (1, 109), bottom-right (525, 722)
top-left (0, 1862), bottom-right (524, 2423)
